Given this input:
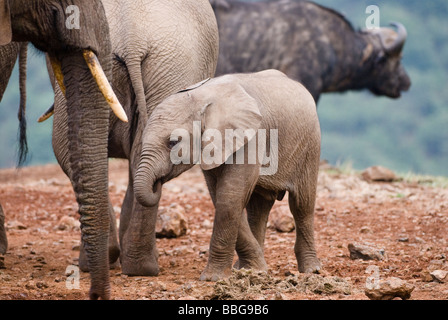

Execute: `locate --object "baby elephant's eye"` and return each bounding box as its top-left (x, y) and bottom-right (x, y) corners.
top-left (168, 140), bottom-right (180, 149)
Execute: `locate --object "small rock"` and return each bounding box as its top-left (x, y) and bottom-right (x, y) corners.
top-left (198, 245), bottom-right (209, 255)
top-left (25, 281), bottom-right (36, 290)
top-left (155, 282), bottom-right (167, 291)
top-left (365, 277), bottom-right (415, 300)
top-left (57, 216), bottom-right (80, 231)
top-left (201, 219), bottom-right (213, 229)
top-left (348, 243), bottom-right (386, 261)
top-left (6, 220), bottom-right (27, 230)
top-left (421, 271), bottom-right (434, 282)
top-left (421, 260), bottom-right (446, 282)
top-left (361, 166), bottom-right (398, 182)
top-left (270, 205), bottom-right (295, 233)
top-left (430, 270), bottom-right (448, 283)
top-left (360, 226), bottom-right (371, 234)
top-left (156, 204), bottom-right (188, 238)
top-left (174, 245), bottom-right (194, 255)
top-left (274, 292), bottom-right (284, 300)
top-left (36, 281), bottom-right (49, 289)
top-left (414, 236), bottom-right (426, 243)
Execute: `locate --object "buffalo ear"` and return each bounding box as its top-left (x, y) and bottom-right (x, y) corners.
top-left (0, 0), bottom-right (12, 45)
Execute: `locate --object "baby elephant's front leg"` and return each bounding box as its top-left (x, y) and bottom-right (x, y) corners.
top-left (200, 167), bottom-right (259, 281)
top-left (200, 201), bottom-right (242, 281)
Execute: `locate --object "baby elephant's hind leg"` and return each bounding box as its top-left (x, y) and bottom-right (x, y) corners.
top-left (234, 191), bottom-right (276, 271)
top-left (234, 210), bottom-right (267, 271)
top-left (288, 189), bottom-right (321, 274)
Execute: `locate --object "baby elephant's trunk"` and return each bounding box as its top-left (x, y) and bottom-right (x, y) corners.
top-left (134, 152), bottom-right (163, 208)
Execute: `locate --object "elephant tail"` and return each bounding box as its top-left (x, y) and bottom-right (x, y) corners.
top-left (17, 42), bottom-right (28, 167)
top-left (126, 61), bottom-right (148, 126)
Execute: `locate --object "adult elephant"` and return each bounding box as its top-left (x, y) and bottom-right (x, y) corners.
top-left (48, 0), bottom-right (219, 277)
top-left (1, 0), bottom-right (127, 300)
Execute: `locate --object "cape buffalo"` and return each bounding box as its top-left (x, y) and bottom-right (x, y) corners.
top-left (211, 0), bottom-right (411, 102)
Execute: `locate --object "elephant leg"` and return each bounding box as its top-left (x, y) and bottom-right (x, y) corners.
top-left (288, 189), bottom-right (321, 274)
top-left (246, 191), bottom-right (276, 250)
top-left (119, 163), bottom-right (159, 276)
top-left (0, 204), bottom-right (7, 255)
top-left (233, 191), bottom-right (276, 270)
top-left (51, 93), bottom-right (120, 271)
top-left (233, 210), bottom-right (267, 271)
top-left (79, 201), bottom-right (120, 271)
top-left (200, 166), bottom-right (258, 281)
top-left (203, 173), bottom-right (265, 271)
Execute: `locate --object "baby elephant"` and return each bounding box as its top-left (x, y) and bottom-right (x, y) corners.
top-left (134, 70), bottom-right (321, 280)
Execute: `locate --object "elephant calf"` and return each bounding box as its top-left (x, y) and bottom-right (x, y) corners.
top-left (134, 70), bottom-right (321, 280)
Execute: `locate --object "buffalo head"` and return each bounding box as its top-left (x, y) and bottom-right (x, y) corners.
top-left (364, 23), bottom-right (411, 98)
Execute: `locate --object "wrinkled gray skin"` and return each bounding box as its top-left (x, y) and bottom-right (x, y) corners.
top-left (50, 0), bottom-right (219, 277)
top-left (1, 0), bottom-right (115, 300)
top-left (135, 70), bottom-right (321, 280)
top-left (211, 0), bottom-right (411, 102)
top-left (0, 204), bottom-right (7, 254)
top-left (0, 43), bottom-right (21, 100)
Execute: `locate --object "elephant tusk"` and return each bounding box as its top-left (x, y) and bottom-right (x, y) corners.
top-left (82, 50), bottom-right (128, 123)
top-left (49, 56), bottom-right (66, 96)
top-left (37, 104), bottom-right (55, 123)
top-left (38, 56), bottom-right (63, 123)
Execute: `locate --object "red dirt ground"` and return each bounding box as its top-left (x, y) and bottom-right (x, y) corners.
top-left (0, 159), bottom-right (447, 300)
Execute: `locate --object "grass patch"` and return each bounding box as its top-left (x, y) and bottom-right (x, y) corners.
top-left (399, 172), bottom-right (448, 189)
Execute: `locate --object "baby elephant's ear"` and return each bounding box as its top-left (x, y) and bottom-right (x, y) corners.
top-left (200, 82), bottom-right (262, 171)
top-left (0, 0), bottom-right (12, 46)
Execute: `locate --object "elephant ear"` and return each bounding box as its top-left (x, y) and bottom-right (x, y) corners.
top-left (0, 0), bottom-right (12, 46)
top-left (199, 81), bottom-right (262, 171)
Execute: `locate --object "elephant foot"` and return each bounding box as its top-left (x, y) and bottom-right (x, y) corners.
top-left (233, 256), bottom-right (268, 272)
top-left (298, 256), bottom-right (321, 274)
top-left (89, 283), bottom-right (111, 300)
top-left (120, 247), bottom-right (159, 276)
top-left (120, 257), bottom-right (159, 276)
top-left (199, 265), bottom-right (232, 282)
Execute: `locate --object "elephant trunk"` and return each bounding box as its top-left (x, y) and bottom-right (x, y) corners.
top-left (61, 52), bottom-right (112, 300)
top-left (134, 148), bottom-right (163, 208)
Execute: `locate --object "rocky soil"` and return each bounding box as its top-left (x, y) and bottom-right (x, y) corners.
top-left (0, 160), bottom-right (447, 300)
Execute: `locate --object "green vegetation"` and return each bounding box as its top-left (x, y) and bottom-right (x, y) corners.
top-left (0, 0), bottom-right (447, 178)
